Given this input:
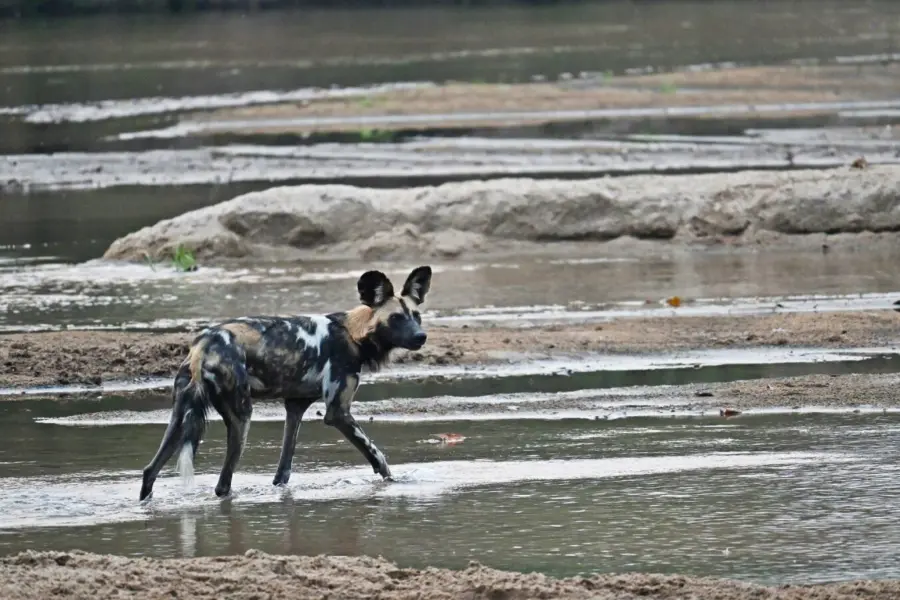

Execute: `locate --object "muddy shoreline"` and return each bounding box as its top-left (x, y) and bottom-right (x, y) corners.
top-left (2, 310), bottom-right (898, 391)
top-left (2, 550), bottom-right (899, 600)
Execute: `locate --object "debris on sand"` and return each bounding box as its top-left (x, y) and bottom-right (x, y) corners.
top-left (3, 550), bottom-right (900, 600)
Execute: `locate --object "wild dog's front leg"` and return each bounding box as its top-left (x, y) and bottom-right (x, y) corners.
top-left (324, 375), bottom-right (392, 479)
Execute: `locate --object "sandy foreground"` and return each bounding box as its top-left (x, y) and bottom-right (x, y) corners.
top-left (1, 310), bottom-right (898, 391)
top-left (1, 550), bottom-right (898, 600)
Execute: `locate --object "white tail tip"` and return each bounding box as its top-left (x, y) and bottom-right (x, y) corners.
top-left (176, 443), bottom-right (195, 490)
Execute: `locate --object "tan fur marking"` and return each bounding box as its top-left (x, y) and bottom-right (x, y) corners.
top-left (222, 322), bottom-right (262, 348)
top-left (373, 297), bottom-right (404, 321)
top-left (345, 296), bottom-right (418, 343)
top-left (185, 339), bottom-right (208, 384)
top-left (337, 374), bottom-right (360, 413)
top-left (345, 305), bottom-right (375, 342)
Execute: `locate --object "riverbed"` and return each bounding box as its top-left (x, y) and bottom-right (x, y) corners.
top-left (4, 1), bottom-right (900, 595)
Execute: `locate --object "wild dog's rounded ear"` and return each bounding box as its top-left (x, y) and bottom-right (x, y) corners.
top-left (401, 265), bottom-right (432, 304)
top-left (358, 270), bottom-right (394, 307)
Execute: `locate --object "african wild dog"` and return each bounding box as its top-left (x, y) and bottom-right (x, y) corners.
top-left (138, 266), bottom-right (432, 501)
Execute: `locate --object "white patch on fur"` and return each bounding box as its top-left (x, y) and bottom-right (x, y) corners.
top-left (372, 283), bottom-right (389, 305)
top-left (294, 315), bottom-right (331, 350)
top-left (321, 361), bottom-right (337, 406)
top-left (301, 365), bottom-right (321, 385)
top-left (216, 330), bottom-right (232, 346)
top-left (176, 442), bottom-right (195, 490)
top-left (240, 420), bottom-right (251, 451)
top-left (353, 424), bottom-right (387, 468)
top-left (406, 283), bottom-right (423, 303)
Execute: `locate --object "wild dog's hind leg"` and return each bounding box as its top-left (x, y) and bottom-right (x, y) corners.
top-left (140, 376), bottom-right (189, 501)
top-left (324, 375), bottom-right (392, 480)
top-left (140, 408), bottom-right (183, 501)
top-left (272, 397), bottom-right (316, 486)
top-left (214, 400), bottom-right (253, 498)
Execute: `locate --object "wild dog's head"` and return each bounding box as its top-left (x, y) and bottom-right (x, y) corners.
top-left (348, 266), bottom-right (432, 352)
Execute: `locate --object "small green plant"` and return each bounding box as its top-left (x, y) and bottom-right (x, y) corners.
top-left (357, 96), bottom-right (375, 108)
top-left (659, 82), bottom-right (678, 94)
top-left (358, 128), bottom-right (392, 142)
top-left (170, 245), bottom-right (198, 272)
top-left (143, 252), bottom-right (157, 272)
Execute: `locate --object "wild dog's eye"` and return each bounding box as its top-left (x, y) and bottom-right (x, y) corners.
top-left (412, 311), bottom-right (421, 324)
top-left (389, 313), bottom-right (404, 325)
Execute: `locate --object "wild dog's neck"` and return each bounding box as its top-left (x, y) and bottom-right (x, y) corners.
top-left (334, 305), bottom-right (395, 372)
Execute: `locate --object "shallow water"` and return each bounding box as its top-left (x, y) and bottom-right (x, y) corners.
top-left (0, 392), bottom-right (898, 585)
top-left (1, 250), bottom-right (899, 333)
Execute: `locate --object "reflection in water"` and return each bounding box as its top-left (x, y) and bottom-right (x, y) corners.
top-left (179, 513), bottom-right (196, 558)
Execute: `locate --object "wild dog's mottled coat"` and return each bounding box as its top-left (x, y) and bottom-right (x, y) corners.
top-left (139, 266), bottom-right (432, 501)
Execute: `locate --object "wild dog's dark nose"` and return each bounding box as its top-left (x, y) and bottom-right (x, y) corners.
top-left (413, 332), bottom-right (427, 346)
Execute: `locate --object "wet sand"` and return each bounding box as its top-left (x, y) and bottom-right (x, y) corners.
top-left (2, 310), bottom-right (898, 390)
top-left (345, 371), bottom-right (900, 420)
top-left (184, 63), bottom-right (900, 135)
top-left (3, 549), bottom-right (899, 600)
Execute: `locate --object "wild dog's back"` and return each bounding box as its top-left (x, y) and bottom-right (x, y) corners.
top-left (213, 315), bottom-right (342, 399)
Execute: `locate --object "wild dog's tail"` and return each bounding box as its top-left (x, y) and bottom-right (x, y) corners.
top-left (175, 380), bottom-right (210, 488)
top-left (174, 342), bottom-right (215, 489)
